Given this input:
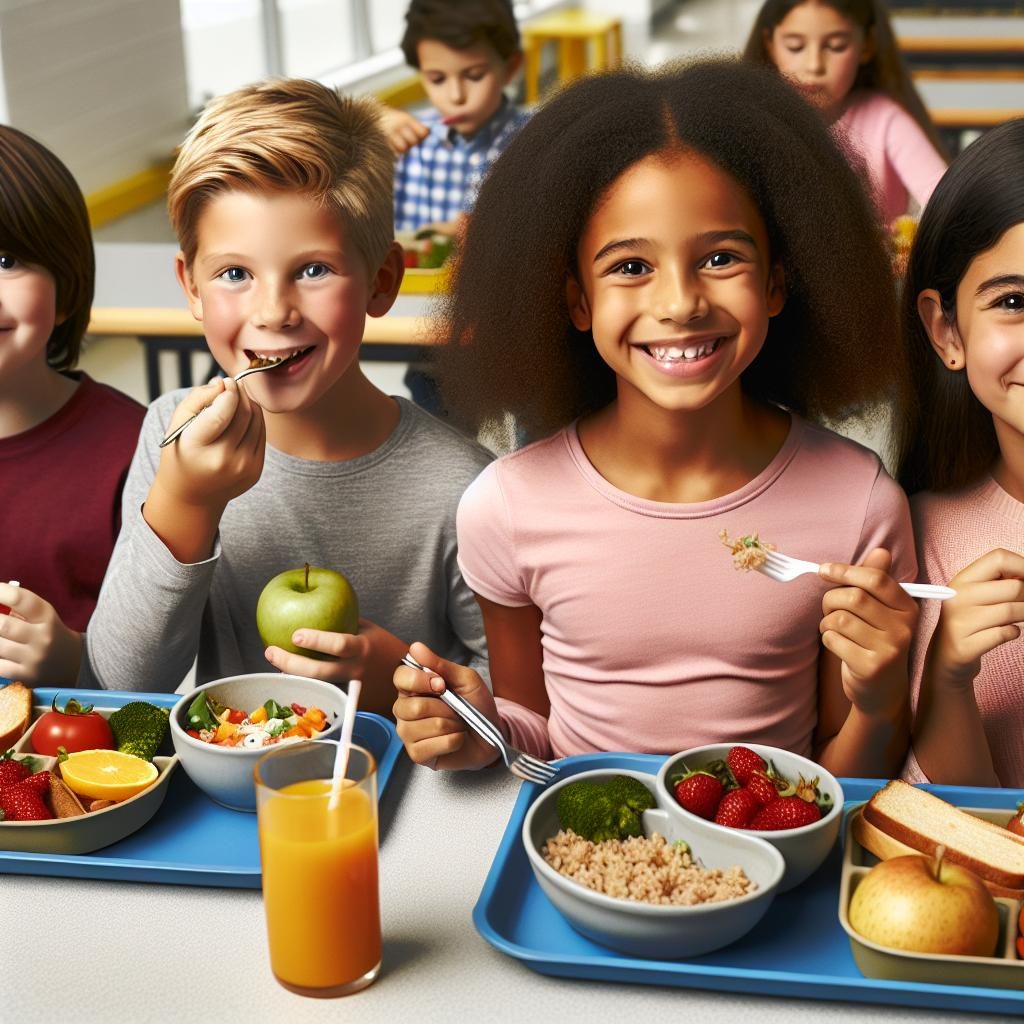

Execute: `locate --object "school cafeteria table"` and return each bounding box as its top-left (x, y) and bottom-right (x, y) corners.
top-left (2, 758), bottom-right (1000, 1024)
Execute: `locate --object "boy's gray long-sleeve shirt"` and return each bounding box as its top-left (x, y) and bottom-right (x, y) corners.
top-left (82, 393), bottom-right (493, 692)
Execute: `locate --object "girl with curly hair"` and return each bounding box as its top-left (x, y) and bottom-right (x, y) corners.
top-left (394, 58), bottom-right (920, 780)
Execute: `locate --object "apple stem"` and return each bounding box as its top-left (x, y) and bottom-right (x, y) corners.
top-left (304, 562), bottom-right (310, 592)
top-left (932, 843), bottom-right (947, 881)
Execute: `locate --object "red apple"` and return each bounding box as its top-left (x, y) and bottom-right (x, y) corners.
top-left (849, 847), bottom-right (999, 957)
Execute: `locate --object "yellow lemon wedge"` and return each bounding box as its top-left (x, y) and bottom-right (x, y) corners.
top-left (59, 749), bottom-right (159, 802)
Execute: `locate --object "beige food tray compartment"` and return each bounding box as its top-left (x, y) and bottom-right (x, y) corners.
top-left (838, 807), bottom-right (1024, 990)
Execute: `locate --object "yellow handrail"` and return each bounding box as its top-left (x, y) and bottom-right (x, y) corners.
top-left (87, 308), bottom-right (438, 345)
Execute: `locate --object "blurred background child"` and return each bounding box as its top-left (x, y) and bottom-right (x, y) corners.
top-left (896, 119), bottom-right (1024, 788)
top-left (744, 0), bottom-right (947, 224)
top-left (394, 59), bottom-right (921, 781)
top-left (0, 126), bottom-right (145, 685)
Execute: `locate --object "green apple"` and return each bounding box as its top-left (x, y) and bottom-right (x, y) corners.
top-left (256, 563), bottom-right (359, 660)
top-left (848, 847), bottom-right (999, 957)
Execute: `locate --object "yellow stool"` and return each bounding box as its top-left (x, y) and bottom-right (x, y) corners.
top-left (522, 9), bottom-right (623, 104)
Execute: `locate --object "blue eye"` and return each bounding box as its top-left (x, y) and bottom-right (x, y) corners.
top-left (704, 252), bottom-right (734, 269)
top-left (220, 267), bottom-right (248, 283)
top-left (301, 263), bottom-right (329, 280)
top-left (0, 254), bottom-right (19, 270)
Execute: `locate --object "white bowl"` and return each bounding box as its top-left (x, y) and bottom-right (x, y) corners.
top-left (169, 674), bottom-right (345, 812)
top-left (655, 744), bottom-right (844, 892)
top-left (522, 768), bottom-right (784, 959)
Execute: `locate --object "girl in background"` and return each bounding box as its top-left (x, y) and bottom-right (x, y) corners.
top-left (0, 126), bottom-right (145, 684)
top-left (744, 0), bottom-right (947, 224)
top-left (394, 59), bottom-right (920, 780)
top-left (896, 119), bottom-right (1024, 788)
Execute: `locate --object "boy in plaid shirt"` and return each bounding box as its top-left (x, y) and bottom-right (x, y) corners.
top-left (387, 0), bottom-right (529, 236)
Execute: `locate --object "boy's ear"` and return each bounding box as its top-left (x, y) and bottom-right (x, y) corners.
top-left (767, 263), bottom-right (786, 317)
top-left (366, 242), bottom-right (405, 318)
top-left (503, 50), bottom-right (524, 84)
top-left (175, 252), bottom-right (204, 321)
top-left (917, 288), bottom-right (964, 369)
top-left (565, 274), bottom-right (591, 331)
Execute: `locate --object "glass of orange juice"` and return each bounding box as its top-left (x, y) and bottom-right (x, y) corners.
top-left (255, 740), bottom-right (381, 997)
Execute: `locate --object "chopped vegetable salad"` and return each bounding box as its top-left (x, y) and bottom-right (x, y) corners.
top-left (185, 692), bottom-right (333, 749)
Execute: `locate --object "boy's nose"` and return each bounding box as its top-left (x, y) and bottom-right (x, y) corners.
top-left (251, 285), bottom-right (300, 331)
top-left (448, 79), bottom-right (467, 106)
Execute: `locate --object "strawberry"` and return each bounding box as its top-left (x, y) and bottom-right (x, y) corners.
top-left (0, 750), bottom-right (30, 791)
top-left (22, 770), bottom-right (53, 796)
top-left (673, 770), bottom-right (723, 820)
top-left (714, 787), bottom-right (761, 828)
top-left (1006, 802), bottom-right (1024, 838)
top-left (750, 795), bottom-right (822, 831)
top-left (726, 746), bottom-right (766, 786)
top-left (746, 770), bottom-right (779, 807)
top-left (0, 780), bottom-right (52, 821)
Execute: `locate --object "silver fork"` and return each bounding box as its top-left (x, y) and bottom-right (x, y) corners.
top-left (758, 549), bottom-right (956, 600)
top-left (158, 351), bottom-right (303, 448)
top-left (400, 653), bottom-right (558, 784)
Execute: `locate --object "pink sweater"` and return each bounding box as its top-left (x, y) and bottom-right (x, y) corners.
top-left (834, 91), bottom-right (947, 222)
top-left (457, 416), bottom-right (916, 759)
top-left (903, 477), bottom-right (1024, 787)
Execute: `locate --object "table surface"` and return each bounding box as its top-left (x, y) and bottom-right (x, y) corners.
top-left (2, 757), bottom-right (1001, 1024)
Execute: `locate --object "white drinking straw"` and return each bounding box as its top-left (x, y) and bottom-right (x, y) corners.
top-left (328, 679), bottom-right (361, 812)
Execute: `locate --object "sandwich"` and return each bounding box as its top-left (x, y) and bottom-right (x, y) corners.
top-left (0, 682), bottom-right (32, 750)
top-left (853, 779), bottom-right (1024, 897)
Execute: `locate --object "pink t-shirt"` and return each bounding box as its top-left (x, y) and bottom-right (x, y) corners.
top-left (457, 416), bottom-right (916, 759)
top-left (834, 91), bottom-right (947, 222)
top-left (903, 478), bottom-right (1024, 787)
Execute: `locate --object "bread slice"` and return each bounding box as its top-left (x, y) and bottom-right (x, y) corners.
top-left (852, 808), bottom-right (1024, 899)
top-left (0, 682), bottom-right (32, 750)
top-left (862, 779), bottom-right (1024, 890)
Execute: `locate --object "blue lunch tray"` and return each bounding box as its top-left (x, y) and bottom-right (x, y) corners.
top-left (0, 688), bottom-right (404, 887)
top-left (473, 752), bottom-right (1024, 1016)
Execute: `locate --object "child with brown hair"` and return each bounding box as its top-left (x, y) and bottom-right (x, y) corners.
top-left (744, 0), bottom-right (947, 223)
top-left (0, 126), bottom-right (144, 685)
top-left (394, 59), bottom-right (923, 780)
top-left (81, 80), bottom-right (491, 714)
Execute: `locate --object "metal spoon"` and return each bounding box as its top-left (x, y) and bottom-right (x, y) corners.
top-left (158, 351), bottom-right (302, 448)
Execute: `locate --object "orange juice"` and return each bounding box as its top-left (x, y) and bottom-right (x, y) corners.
top-left (258, 778), bottom-right (381, 993)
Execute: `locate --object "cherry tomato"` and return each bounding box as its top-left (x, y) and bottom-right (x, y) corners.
top-left (31, 696), bottom-right (115, 755)
top-left (227, 708), bottom-right (246, 725)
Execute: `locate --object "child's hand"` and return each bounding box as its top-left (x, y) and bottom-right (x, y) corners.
top-left (926, 548), bottom-right (1024, 688)
top-left (262, 618), bottom-right (406, 717)
top-left (393, 641), bottom-right (500, 771)
top-left (0, 582), bottom-right (83, 684)
top-left (380, 107), bottom-right (429, 155)
top-left (155, 377), bottom-right (265, 508)
top-left (818, 548), bottom-right (918, 717)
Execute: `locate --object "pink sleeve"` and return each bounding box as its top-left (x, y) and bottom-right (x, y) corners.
top-left (853, 467), bottom-right (917, 582)
top-left (455, 461), bottom-right (532, 606)
top-left (884, 104), bottom-right (947, 212)
top-left (495, 696), bottom-right (552, 759)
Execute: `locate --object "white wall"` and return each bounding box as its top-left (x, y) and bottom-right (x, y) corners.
top-left (0, 0), bottom-right (189, 192)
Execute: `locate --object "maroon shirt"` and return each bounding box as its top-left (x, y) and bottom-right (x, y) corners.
top-left (0, 373), bottom-right (145, 631)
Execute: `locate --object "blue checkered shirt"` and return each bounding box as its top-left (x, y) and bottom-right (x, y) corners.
top-left (393, 98), bottom-right (530, 231)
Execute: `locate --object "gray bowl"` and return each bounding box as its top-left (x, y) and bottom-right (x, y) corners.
top-left (169, 673), bottom-right (346, 812)
top-left (656, 743), bottom-right (845, 892)
top-left (522, 768), bottom-right (785, 959)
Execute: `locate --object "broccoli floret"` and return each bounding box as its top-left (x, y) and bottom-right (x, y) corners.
top-left (555, 775), bottom-right (656, 842)
top-left (108, 702), bottom-right (170, 761)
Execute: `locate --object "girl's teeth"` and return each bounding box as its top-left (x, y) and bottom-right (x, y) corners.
top-left (650, 340), bottom-right (720, 362)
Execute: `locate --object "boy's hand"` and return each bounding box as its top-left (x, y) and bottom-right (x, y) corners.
top-left (263, 618), bottom-right (406, 717)
top-left (818, 548), bottom-right (917, 718)
top-left (927, 548), bottom-right (1024, 688)
top-left (0, 582), bottom-right (83, 684)
top-left (380, 107), bottom-right (429, 155)
top-left (393, 641), bottom-right (500, 771)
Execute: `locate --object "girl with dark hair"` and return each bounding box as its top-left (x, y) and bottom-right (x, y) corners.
top-left (895, 119), bottom-right (1024, 788)
top-left (0, 125), bottom-right (144, 685)
top-left (394, 58), bottom-right (922, 781)
top-left (744, 0), bottom-right (946, 224)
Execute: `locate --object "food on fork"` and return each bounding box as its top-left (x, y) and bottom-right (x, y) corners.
top-left (0, 683), bottom-right (32, 750)
top-left (719, 530), bottom-right (775, 571)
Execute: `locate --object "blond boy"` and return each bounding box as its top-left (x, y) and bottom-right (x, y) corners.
top-left (82, 80), bottom-right (491, 713)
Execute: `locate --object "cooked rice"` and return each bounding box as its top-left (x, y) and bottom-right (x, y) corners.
top-left (542, 829), bottom-right (757, 906)
top-left (719, 530), bottom-right (774, 571)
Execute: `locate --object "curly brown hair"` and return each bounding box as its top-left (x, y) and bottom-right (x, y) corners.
top-left (430, 57), bottom-right (908, 454)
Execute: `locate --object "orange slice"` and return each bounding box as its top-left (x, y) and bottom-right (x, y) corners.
top-left (59, 749), bottom-right (158, 802)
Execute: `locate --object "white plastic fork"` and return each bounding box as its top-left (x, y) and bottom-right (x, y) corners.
top-left (758, 548), bottom-right (956, 600)
top-left (400, 653), bottom-right (558, 784)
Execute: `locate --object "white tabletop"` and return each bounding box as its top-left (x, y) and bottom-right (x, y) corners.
top-left (2, 758), bottom-right (999, 1024)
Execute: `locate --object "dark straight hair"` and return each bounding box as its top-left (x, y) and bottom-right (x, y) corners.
top-left (0, 125), bottom-right (94, 370)
top-left (895, 118), bottom-right (1024, 494)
